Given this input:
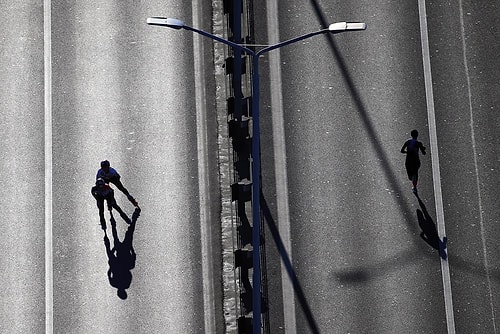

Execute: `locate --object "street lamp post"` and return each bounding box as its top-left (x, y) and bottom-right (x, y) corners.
top-left (147, 17), bottom-right (366, 333)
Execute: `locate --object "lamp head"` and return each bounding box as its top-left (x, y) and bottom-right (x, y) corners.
top-left (328, 22), bottom-right (367, 32)
top-left (146, 17), bottom-right (185, 29)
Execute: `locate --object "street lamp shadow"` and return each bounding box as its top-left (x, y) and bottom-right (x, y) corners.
top-left (308, 0), bottom-right (421, 235)
top-left (261, 195), bottom-right (320, 334)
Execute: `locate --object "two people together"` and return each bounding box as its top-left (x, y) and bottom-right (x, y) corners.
top-left (91, 160), bottom-right (139, 230)
top-left (91, 160), bottom-right (141, 299)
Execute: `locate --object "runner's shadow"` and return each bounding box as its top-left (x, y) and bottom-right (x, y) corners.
top-left (103, 207), bottom-right (141, 299)
top-left (414, 193), bottom-right (447, 260)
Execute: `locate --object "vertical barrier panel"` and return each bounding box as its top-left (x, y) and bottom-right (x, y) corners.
top-left (232, 0), bottom-right (243, 121)
top-left (224, 0), bottom-right (268, 332)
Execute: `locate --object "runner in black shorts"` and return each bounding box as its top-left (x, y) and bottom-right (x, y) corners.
top-left (401, 129), bottom-right (426, 193)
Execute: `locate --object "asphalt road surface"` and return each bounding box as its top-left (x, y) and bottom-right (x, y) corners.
top-left (255, 0), bottom-right (500, 333)
top-left (2, 1), bottom-right (498, 333)
top-left (0, 2), bottom-right (46, 333)
top-left (1, 1), bottom-right (222, 333)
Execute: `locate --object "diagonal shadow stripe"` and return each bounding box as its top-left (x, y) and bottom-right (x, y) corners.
top-left (261, 195), bottom-right (320, 334)
top-left (309, 0), bottom-right (418, 232)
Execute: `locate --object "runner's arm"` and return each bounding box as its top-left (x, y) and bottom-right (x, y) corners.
top-left (420, 142), bottom-right (427, 155)
top-left (401, 141), bottom-right (408, 153)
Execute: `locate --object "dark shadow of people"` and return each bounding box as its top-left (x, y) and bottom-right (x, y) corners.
top-left (103, 207), bottom-right (141, 299)
top-left (414, 193), bottom-right (447, 260)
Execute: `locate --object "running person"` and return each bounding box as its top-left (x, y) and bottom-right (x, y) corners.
top-left (96, 160), bottom-right (138, 206)
top-left (91, 178), bottom-right (131, 229)
top-left (401, 129), bottom-right (426, 193)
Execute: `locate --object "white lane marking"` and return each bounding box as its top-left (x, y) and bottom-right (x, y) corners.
top-left (458, 2), bottom-right (497, 332)
top-left (44, 0), bottom-right (53, 333)
top-left (192, 1), bottom-right (216, 332)
top-left (266, 0), bottom-right (297, 332)
top-left (417, 1), bottom-right (456, 333)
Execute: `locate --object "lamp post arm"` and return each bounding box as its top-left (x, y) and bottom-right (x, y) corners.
top-left (256, 28), bottom-right (329, 56)
top-left (183, 25), bottom-right (255, 56)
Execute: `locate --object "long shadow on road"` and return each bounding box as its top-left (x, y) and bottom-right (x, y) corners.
top-left (261, 196), bottom-right (320, 334)
top-left (103, 207), bottom-right (141, 300)
top-left (333, 197), bottom-right (444, 284)
top-left (307, 3), bottom-right (500, 326)
top-left (261, 4), bottom-right (422, 330)
top-left (308, 0), bottom-right (419, 234)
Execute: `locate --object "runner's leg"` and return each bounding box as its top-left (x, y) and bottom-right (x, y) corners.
top-left (97, 199), bottom-right (106, 227)
top-left (111, 177), bottom-right (138, 206)
top-left (413, 160), bottom-right (421, 188)
top-left (111, 176), bottom-right (131, 197)
top-left (112, 202), bottom-right (131, 224)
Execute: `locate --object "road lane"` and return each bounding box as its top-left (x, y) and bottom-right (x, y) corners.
top-left (427, 1), bottom-right (500, 332)
top-left (0, 2), bottom-right (46, 333)
top-left (51, 1), bottom-right (221, 333)
top-left (264, 0), bottom-right (296, 332)
top-left (417, 0), bottom-right (454, 330)
top-left (253, 0), bottom-right (500, 333)
top-left (256, 0), bottom-right (446, 332)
